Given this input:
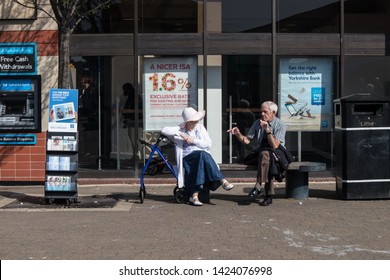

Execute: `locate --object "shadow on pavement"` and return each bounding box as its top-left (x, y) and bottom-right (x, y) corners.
top-left (0, 191), bottom-right (130, 209)
top-left (0, 184), bottom-right (339, 209)
top-left (134, 186), bottom-right (339, 206)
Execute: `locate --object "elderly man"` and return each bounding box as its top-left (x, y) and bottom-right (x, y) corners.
top-left (227, 101), bottom-right (286, 206)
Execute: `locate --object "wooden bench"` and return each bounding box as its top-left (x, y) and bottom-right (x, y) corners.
top-left (285, 161), bottom-right (326, 199)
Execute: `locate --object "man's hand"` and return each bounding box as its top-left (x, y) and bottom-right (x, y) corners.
top-left (227, 127), bottom-right (250, 145)
top-left (260, 120), bottom-right (269, 130)
top-left (227, 127), bottom-right (240, 135)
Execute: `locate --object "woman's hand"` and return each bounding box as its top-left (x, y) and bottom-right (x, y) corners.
top-left (179, 132), bottom-right (194, 144)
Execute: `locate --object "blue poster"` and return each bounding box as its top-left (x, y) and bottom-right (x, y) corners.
top-left (279, 58), bottom-right (334, 131)
top-left (48, 88), bottom-right (78, 132)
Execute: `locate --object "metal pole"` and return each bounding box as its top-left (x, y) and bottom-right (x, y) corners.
top-left (116, 96), bottom-right (120, 169)
top-left (134, 0), bottom-right (139, 177)
top-left (331, 130), bottom-right (334, 168)
top-left (298, 131), bottom-right (302, 162)
top-left (229, 95), bottom-right (233, 163)
top-left (98, 57), bottom-right (102, 170)
top-left (272, 0), bottom-right (276, 100)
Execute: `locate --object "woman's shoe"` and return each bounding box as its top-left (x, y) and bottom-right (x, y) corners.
top-left (189, 196), bottom-right (203, 206)
top-left (221, 179), bottom-right (234, 191)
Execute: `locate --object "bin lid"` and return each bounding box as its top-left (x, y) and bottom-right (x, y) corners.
top-left (334, 93), bottom-right (390, 103)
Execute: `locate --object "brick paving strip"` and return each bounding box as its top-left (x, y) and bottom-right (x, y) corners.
top-left (2, 181), bottom-right (390, 260)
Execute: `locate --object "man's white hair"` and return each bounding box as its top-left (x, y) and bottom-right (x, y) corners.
top-left (262, 101), bottom-right (278, 114)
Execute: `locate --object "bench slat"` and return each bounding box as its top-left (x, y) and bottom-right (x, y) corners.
top-left (288, 161), bottom-right (326, 172)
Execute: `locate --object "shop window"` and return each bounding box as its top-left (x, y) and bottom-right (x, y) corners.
top-left (207, 0), bottom-right (271, 33)
top-left (75, 0), bottom-right (135, 33)
top-left (277, 0), bottom-right (340, 33)
top-left (344, 56), bottom-right (390, 98)
top-left (344, 0), bottom-right (390, 33)
top-left (139, 0), bottom-right (198, 33)
top-left (222, 55), bottom-right (272, 163)
top-left (75, 0), bottom-right (198, 34)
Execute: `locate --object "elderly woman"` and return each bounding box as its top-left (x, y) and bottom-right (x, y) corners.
top-left (162, 107), bottom-right (234, 206)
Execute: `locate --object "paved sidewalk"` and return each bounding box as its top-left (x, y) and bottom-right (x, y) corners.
top-left (1, 180), bottom-right (390, 260)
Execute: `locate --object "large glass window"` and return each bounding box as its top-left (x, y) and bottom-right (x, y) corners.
top-left (75, 0), bottom-right (135, 33)
top-left (344, 0), bottom-right (390, 33)
top-left (276, 0), bottom-right (340, 33)
top-left (109, 0), bottom-right (135, 33)
top-left (139, 0), bottom-right (198, 33)
top-left (344, 56), bottom-right (390, 98)
top-left (70, 55), bottom-right (143, 169)
top-left (222, 55), bottom-right (272, 163)
top-left (75, 0), bottom-right (199, 34)
top-left (71, 56), bottom-right (101, 168)
top-left (207, 0), bottom-right (272, 33)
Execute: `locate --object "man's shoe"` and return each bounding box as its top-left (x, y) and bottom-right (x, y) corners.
top-left (248, 187), bottom-right (261, 200)
top-left (259, 196), bottom-right (273, 206)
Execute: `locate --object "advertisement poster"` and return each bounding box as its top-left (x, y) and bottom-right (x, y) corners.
top-left (279, 58), bottom-right (334, 131)
top-left (45, 175), bottom-right (76, 191)
top-left (48, 89), bottom-right (78, 132)
top-left (143, 57), bottom-right (198, 131)
top-left (0, 43), bottom-right (37, 75)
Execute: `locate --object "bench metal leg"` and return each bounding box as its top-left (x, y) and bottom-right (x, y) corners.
top-left (285, 170), bottom-right (309, 199)
top-left (198, 188), bottom-right (210, 204)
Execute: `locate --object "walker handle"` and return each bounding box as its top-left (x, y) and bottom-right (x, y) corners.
top-left (138, 138), bottom-right (151, 148)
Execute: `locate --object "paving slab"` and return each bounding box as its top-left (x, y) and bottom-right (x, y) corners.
top-left (1, 181), bottom-right (390, 260)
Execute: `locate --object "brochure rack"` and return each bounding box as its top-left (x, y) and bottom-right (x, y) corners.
top-left (45, 131), bottom-right (78, 204)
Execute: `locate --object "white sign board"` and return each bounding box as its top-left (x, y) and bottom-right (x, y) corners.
top-left (279, 58), bottom-right (334, 131)
top-left (143, 57), bottom-right (198, 131)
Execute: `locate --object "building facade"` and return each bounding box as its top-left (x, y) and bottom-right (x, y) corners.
top-left (1, 0), bottom-right (390, 180)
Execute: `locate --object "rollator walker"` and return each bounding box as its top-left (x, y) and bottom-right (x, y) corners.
top-left (138, 134), bottom-right (188, 203)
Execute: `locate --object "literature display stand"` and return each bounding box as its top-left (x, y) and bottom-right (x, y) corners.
top-left (45, 131), bottom-right (78, 204)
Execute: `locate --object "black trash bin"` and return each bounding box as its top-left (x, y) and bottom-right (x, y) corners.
top-left (334, 93), bottom-right (390, 199)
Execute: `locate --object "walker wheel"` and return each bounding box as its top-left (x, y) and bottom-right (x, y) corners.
top-left (139, 189), bottom-right (146, 203)
top-left (67, 198), bottom-right (77, 205)
top-left (45, 198), bottom-right (55, 204)
top-left (174, 186), bottom-right (188, 204)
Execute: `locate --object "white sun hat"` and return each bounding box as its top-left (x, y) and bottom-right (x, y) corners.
top-left (180, 107), bottom-right (205, 128)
